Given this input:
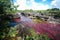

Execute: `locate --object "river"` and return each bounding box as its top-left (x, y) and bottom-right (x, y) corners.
top-left (16, 13), bottom-right (60, 40)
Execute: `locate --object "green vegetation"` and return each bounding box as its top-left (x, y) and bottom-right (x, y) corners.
top-left (47, 8), bottom-right (60, 18)
top-left (23, 28), bottom-right (50, 40)
top-left (0, 0), bottom-right (18, 40)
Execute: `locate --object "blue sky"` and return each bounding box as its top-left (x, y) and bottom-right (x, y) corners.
top-left (14, 0), bottom-right (60, 10)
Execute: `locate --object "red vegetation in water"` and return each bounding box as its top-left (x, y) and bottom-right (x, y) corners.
top-left (21, 21), bottom-right (60, 40)
top-left (13, 17), bottom-right (21, 22)
top-left (14, 17), bottom-right (60, 40)
top-left (33, 22), bottom-right (60, 40)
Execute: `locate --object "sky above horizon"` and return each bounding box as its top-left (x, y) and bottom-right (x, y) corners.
top-left (14, 0), bottom-right (60, 10)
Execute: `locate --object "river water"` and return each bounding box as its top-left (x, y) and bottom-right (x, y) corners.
top-left (16, 13), bottom-right (60, 40)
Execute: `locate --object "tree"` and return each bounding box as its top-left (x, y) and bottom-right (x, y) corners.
top-left (0, 0), bottom-right (14, 40)
top-left (29, 9), bottom-right (33, 12)
top-left (54, 13), bottom-right (60, 19)
top-left (51, 8), bottom-right (59, 11)
top-left (47, 8), bottom-right (60, 16)
top-left (47, 8), bottom-right (60, 11)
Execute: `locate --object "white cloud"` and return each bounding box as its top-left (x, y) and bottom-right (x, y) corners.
top-left (51, 0), bottom-right (60, 8)
top-left (14, 0), bottom-right (28, 10)
top-left (14, 0), bottom-right (50, 10)
top-left (30, 0), bottom-right (49, 10)
top-left (43, 0), bottom-right (46, 2)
